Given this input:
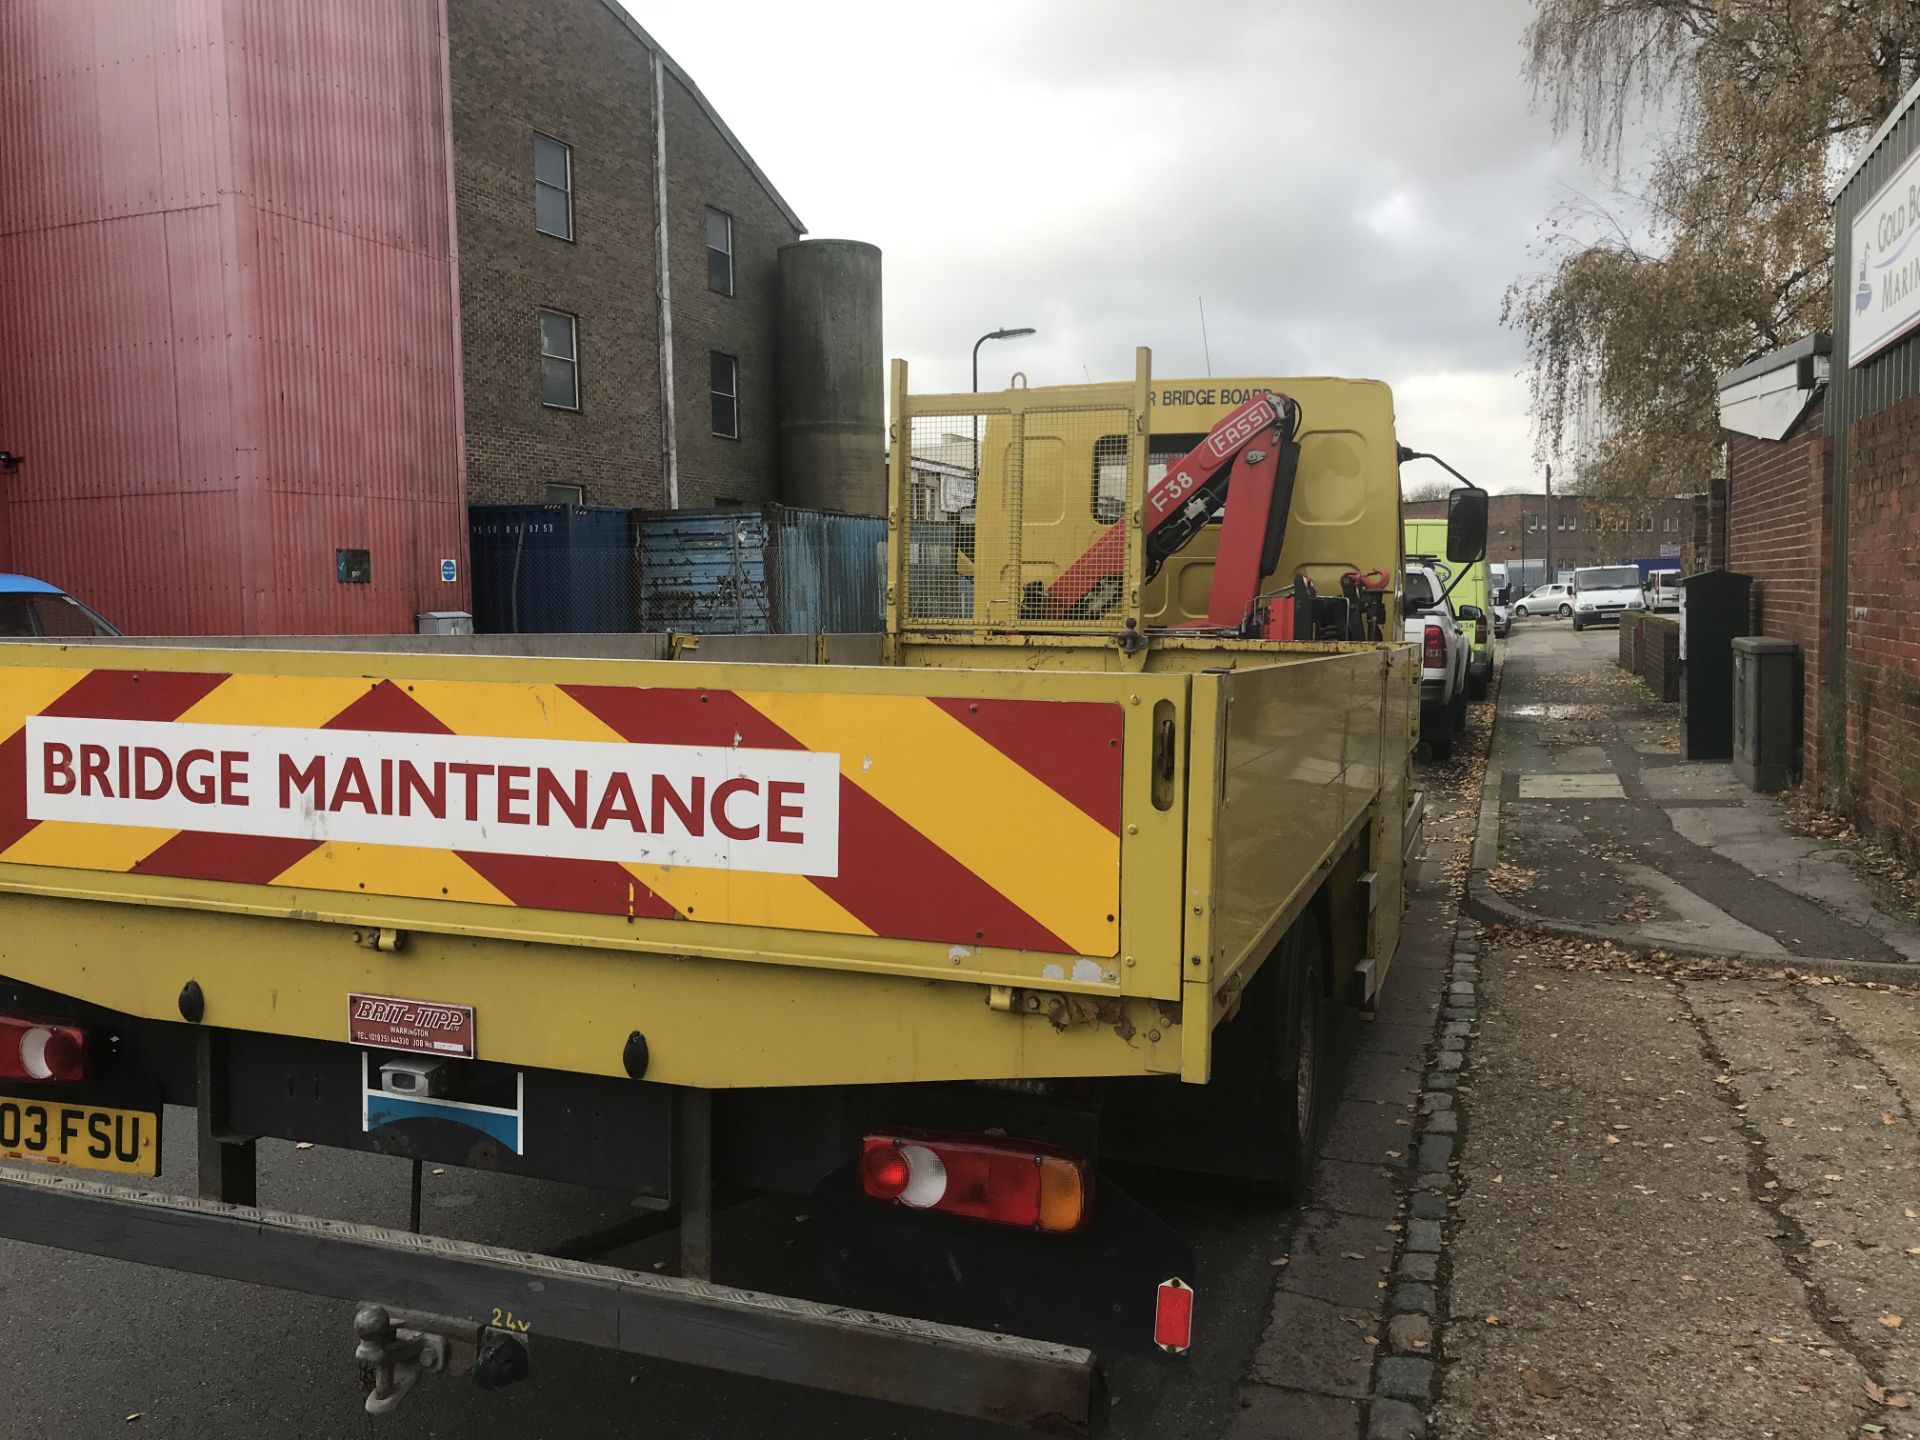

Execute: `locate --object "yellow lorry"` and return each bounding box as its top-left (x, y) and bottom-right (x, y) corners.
top-left (0, 351), bottom-right (1481, 1433)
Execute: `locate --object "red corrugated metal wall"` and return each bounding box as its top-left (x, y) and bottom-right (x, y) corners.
top-left (0, 0), bottom-right (469, 634)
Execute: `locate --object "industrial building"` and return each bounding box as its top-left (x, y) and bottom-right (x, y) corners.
top-left (0, 0), bottom-right (881, 635)
top-left (1403, 491), bottom-right (1699, 589)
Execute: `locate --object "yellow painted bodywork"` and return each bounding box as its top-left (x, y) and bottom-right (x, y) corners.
top-left (0, 350), bottom-right (1416, 1090)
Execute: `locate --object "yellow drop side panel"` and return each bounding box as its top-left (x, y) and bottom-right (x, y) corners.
top-left (1178, 646), bottom-right (1417, 1082)
top-left (0, 644), bottom-right (1201, 1087)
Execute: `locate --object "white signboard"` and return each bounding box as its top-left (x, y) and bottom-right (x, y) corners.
top-left (1849, 139), bottom-right (1920, 365)
top-left (24, 717), bottom-right (841, 877)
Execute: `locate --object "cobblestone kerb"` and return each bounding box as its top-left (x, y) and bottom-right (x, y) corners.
top-left (1360, 918), bottom-right (1479, 1440)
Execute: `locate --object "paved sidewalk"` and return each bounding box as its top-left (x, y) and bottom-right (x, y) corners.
top-left (1436, 938), bottom-right (1920, 1438)
top-left (1469, 624), bottom-right (1920, 974)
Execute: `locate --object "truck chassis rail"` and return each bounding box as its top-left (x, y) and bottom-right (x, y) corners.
top-left (0, 1168), bottom-right (1102, 1435)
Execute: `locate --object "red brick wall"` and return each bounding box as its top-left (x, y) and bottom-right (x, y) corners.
top-left (1842, 395), bottom-right (1920, 849)
top-left (1725, 408), bottom-right (1829, 792)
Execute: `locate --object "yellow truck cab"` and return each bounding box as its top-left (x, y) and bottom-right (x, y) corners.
top-left (0, 351), bottom-right (1483, 1434)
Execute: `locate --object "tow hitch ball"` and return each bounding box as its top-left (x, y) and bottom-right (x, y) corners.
top-left (354, 1305), bottom-right (531, 1415)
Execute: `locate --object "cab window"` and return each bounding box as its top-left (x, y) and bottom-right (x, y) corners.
top-left (1092, 434), bottom-right (1205, 524)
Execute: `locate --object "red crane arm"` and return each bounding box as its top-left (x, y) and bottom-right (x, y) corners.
top-left (1039, 393), bottom-right (1298, 627)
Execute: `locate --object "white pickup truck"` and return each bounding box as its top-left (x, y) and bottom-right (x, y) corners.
top-left (1406, 563), bottom-right (1471, 759)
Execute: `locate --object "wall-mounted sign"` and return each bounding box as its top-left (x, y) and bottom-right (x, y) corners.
top-left (1849, 138), bottom-right (1920, 365)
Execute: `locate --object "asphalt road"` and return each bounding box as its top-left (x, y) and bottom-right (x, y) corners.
top-left (0, 1127), bottom-right (1299, 1438)
top-left (0, 756), bottom-right (1457, 1440)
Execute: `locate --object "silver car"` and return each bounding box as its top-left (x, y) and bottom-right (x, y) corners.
top-left (1512, 582), bottom-right (1572, 619)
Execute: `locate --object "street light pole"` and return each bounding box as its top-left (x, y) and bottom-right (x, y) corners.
top-left (972, 326), bottom-right (1037, 396)
top-left (1543, 462), bottom-right (1554, 583)
top-left (969, 325), bottom-right (1037, 474)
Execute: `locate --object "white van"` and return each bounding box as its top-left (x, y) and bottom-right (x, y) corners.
top-left (1646, 569), bottom-right (1682, 611)
top-left (1570, 565), bottom-right (1647, 631)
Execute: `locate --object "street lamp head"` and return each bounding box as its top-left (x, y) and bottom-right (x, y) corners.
top-left (988, 327), bottom-right (1037, 341)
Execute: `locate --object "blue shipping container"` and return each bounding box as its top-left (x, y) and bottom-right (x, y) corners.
top-left (635, 506), bottom-right (885, 633)
top-left (468, 504), bottom-right (633, 634)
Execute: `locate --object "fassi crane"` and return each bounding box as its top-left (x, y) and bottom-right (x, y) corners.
top-left (1033, 393), bottom-right (1303, 634)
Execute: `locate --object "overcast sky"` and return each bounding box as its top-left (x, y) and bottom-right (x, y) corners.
top-left (633, 0), bottom-right (1599, 494)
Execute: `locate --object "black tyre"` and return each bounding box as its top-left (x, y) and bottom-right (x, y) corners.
top-left (1423, 706), bottom-right (1455, 761)
top-left (1558, 603), bottom-right (1572, 618)
top-left (1514, 605), bottom-right (1529, 618)
top-left (1571, 616), bottom-right (1584, 632)
top-left (1468, 667), bottom-right (1489, 702)
top-left (1260, 914), bottom-right (1326, 1195)
top-left (1451, 682), bottom-right (1469, 729)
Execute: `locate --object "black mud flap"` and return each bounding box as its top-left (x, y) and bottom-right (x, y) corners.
top-left (812, 1165), bottom-right (1196, 1356)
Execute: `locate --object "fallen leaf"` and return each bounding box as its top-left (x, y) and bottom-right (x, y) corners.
top-left (1522, 1366), bottom-right (1564, 1402)
top-left (1812, 1238), bottom-right (1839, 1248)
top-left (1869, 1381), bottom-right (1889, 1404)
top-left (1882, 1314), bottom-right (1904, 1330)
top-left (1485, 1313), bottom-right (1499, 1325)
top-left (1893, 1394), bottom-right (1914, 1409)
top-left (1886, 1114), bottom-right (1898, 1127)
top-left (294, 1141), bottom-right (314, 1151)
top-left (1271, 1257), bottom-right (1290, 1266)
top-left (1340, 1251), bottom-right (1367, 1260)
top-left (125, 1416), bottom-right (141, 1424)
top-left (1780, 1117), bottom-right (1796, 1128)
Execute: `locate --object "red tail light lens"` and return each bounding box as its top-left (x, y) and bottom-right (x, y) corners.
top-left (860, 1140), bottom-right (912, 1199)
top-left (859, 1133), bottom-right (1092, 1234)
top-left (0, 1015), bottom-right (88, 1083)
top-left (1423, 624), bottom-right (1446, 667)
top-left (1475, 618), bottom-right (1488, 646)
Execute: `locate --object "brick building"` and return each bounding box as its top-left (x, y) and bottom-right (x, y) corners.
top-left (1717, 336), bottom-right (1832, 793)
top-left (1403, 491), bottom-right (1697, 581)
top-left (1711, 70), bottom-right (1920, 860)
top-left (450, 0), bottom-right (803, 510)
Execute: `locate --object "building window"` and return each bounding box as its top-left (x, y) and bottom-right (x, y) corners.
top-left (539, 309), bottom-right (579, 410)
top-left (1567, 513), bottom-right (1578, 531)
top-left (545, 483), bottom-right (585, 504)
top-left (706, 208), bottom-right (734, 295)
top-left (710, 351), bottom-right (739, 438)
top-left (534, 134), bottom-right (573, 240)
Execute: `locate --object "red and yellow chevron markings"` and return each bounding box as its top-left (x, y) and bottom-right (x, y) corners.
top-left (0, 668), bottom-right (1124, 957)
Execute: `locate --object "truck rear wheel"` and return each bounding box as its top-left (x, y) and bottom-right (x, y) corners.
top-left (1271, 913), bottom-right (1327, 1187)
top-left (1423, 706), bottom-right (1455, 761)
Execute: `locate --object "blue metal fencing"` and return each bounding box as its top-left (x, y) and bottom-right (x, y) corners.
top-left (635, 506), bottom-right (884, 633)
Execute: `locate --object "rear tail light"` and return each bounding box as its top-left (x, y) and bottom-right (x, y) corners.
top-left (1423, 624), bottom-right (1446, 667)
top-left (0, 1015), bottom-right (88, 1083)
top-left (1475, 617), bottom-right (1488, 646)
top-left (859, 1133), bottom-right (1092, 1234)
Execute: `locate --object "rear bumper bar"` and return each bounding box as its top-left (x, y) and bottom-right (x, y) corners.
top-left (0, 1168), bottom-right (1103, 1435)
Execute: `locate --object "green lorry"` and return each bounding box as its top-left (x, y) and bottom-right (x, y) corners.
top-left (1406, 518), bottom-right (1492, 700)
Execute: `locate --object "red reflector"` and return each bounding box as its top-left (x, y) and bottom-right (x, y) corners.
top-left (1154, 1277), bottom-right (1195, 1353)
top-left (0, 1015), bottom-right (89, 1084)
top-left (858, 1132), bottom-right (1092, 1233)
top-left (1422, 624), bottom-right (1446, 667)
